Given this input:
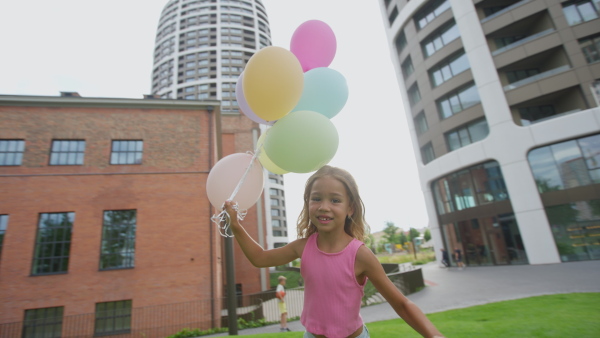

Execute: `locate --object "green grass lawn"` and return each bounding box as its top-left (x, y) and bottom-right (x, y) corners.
top-left (231, 293), bottom-right (600, 337)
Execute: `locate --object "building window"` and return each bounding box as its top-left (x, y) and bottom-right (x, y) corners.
top-left (395, 30), bottom-right (407, 54)
top-left (422, 20), bottom-right (460, 58)
top-left (446, 119), bottom-right (489, 151)
top-left (49, 140), bottom-right (85, 165)
top-left (528, 133), bottom-right (600, 193)
top-left (401, 56), bottom-right (414, 78)
top-left (562, 0), bottom-right (599, 26)
top-left (388, 6), bottom-right (398, 25)
top-left (100, 210), bottom-right (136, 270)
top-left (494, 35), bottom-right (526, 49)
top-left (421, 143), bottom-right (435, 165)
top-left (437, 83), bottom-right (481, 119)
top-left (414, 112), bottom-right (429, 135)
top-left (580, 34), bottom-right (600, 63)
top-left (32, 212), bottom-right (74, 275)
top-left (273, 230), bottom-right (283, 236)
top-left (432, 161), bottom-right (508, 215)
top-left (110, 140), bottom-right (143, 165)
top-left (429, 51), bottom-right (470, 87)
top-left (270, 198), bottom-right (279, 206)
top-left (415, 0), bottom-right (451, 30)
top-left (0, 215), bottom-right (7, 260)
top-left (0, 139), bottom-right (25, 166)
top-left (95, 300), bottom-right (132, 336)
top-left (518, 105), bottom-right (557, 125)
top-left (407, 83), bottom-right (421, 106)
top-left (506, 68), bottom-right (540, 84)
top-left (272, 219), bottom-right (281, 227)
top-left (23, 307), bottom-right (64, 338)
top-left (271, 209), bottom-right (280, 217)
top-left (269, 188), bottom-right (279, 196)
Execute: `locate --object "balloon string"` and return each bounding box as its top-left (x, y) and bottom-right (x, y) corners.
top-left (212, 127), bottom-right (269, 237)
top-left (224, 126), bottom-right (269, 202)
top-left (211, 202), bottom-right (247, 238)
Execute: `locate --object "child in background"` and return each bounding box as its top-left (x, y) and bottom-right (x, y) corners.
top-left (225, 165), bottom-right (444, 338)
top-left (276, 275), bottom-right (291, 332)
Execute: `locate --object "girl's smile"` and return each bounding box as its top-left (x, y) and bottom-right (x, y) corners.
top-left (308, 176), bottom-right (353, 232)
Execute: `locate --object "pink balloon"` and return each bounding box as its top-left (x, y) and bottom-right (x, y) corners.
top-left (290, 20), bottom-right (337, 72)
top-left (206, 153), bottom-right (264, 210)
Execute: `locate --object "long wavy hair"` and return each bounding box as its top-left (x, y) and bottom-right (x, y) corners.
top-left (296, 165), bottom-right (370, 242)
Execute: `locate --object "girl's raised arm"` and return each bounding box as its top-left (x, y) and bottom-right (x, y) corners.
top-left (224, 200), bottom-right (305, 268)
top-left (356, 246), bottom-right (445, 338)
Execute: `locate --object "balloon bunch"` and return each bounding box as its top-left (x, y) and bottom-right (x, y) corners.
top-left (207, 20), bottom-right (348, 236)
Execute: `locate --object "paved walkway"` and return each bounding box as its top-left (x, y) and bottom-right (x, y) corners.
top-left (206, 260), bottom-right (600, 336)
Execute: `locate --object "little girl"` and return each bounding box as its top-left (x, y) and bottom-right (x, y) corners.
top-left (224, 165), bottom-right (444, 338)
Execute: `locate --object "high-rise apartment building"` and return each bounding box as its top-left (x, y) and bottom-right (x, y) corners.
top-left (380, 0), bottom-right (600, 266)
top-left (150, 0), bottom-right (289, 252)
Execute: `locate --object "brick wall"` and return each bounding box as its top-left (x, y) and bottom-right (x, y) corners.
top-left (0, 101), bottom-right (267, 332)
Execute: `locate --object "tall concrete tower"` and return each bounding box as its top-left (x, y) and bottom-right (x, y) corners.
top-left (380, 0), bottom-right (600, 266)
top-left (150, 0), bottom-right (290, 255)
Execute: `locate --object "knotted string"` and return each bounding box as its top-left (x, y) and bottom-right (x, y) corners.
top-left (211, 202), bottom-right (248, 237)
top-left (211, 130), bottom-right (267, 237)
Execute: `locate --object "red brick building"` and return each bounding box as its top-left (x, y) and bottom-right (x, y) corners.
top-left (0, 94), bottom-right (267, 337)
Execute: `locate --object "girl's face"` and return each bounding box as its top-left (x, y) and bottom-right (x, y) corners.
top-left (308, 176), bottom-right (354, 235)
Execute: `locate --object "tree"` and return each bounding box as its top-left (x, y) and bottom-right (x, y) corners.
top-left (408, 227), bottom-right (420, 242)
top-left (424, 228), bottom-right (431, 242)
top-left (398, 231), bottom-right (408, 246)
top-left (382, 221), bottom-right (400, 246)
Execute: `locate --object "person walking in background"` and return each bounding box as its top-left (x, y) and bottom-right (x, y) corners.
top-left (440, 248), bottom-right (450, 267)
top-left (276, 275), bottom-right (291, 332)
top-left (225, 165), bottom-right (445, 338)
top-left (454, 249), bottom-right (465, 270)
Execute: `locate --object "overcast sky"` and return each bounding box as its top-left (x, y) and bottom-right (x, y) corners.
top-left (0, 0), bottom-right (429, 236)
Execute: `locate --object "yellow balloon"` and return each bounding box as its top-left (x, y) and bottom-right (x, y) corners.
top-left (243, 46), bottom-right (304, 122)
top-left (257, 132), bottom-right (289, 175)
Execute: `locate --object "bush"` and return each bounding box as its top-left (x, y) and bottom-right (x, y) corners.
top-left (166, 327), bottom-right (227, 338)
top-left (376, 251), bottom-right (435, 265)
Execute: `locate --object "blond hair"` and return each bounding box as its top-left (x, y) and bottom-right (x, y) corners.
top-left (296, 165), bottom-right (370, 242)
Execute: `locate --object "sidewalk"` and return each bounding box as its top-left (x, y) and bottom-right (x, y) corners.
top-left (206, 260), bottom-right (600, 336)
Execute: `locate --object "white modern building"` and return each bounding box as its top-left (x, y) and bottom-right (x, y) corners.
top-left (380, 0), bottom-right (600, 266)
top-left (151, 0), bottom-right (289, 250)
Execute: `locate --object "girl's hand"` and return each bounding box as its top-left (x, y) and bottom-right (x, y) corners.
top-left (223, 200), bottom-right (240, 227)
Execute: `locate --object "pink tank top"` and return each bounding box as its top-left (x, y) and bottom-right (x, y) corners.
top-left (300, 233), bottom-right (366, 337)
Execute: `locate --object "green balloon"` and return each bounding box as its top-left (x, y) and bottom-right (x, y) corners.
top-left (264, 110), bottom-right (339, 173)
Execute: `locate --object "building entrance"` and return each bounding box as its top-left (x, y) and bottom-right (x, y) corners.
top-left (442, 213), bottom-right (528, 266)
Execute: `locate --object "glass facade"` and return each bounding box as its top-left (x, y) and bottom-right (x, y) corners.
top-left (546, 200), bottom-right (600, 262)
top-left (528, 133), bottom-right (600, 192)
top-left (433, 161), bottom-right (526, 266)
top-left (442, 213), bottom-right (527, 266)
top-left (528, 133), bottom-right (600, 262)
top-left (433, 161), bottom-right (508, 215)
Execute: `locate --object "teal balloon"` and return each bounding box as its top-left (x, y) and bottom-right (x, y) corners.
top-left (264, 110), bottom-right (339, 173)
top-left (292, 67), bottom-right (348, 119)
